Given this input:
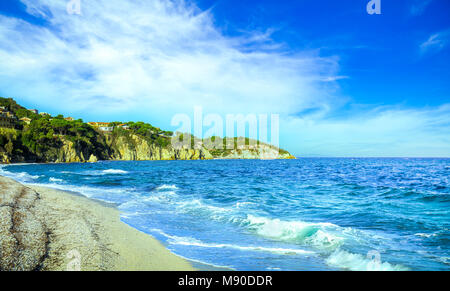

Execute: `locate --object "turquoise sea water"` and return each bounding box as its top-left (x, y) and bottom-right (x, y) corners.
top-left (1, 158), bottom-right (449, 271)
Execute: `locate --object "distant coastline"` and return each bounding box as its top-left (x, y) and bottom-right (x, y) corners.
top-left (0, 97), bottom-right (295, 164)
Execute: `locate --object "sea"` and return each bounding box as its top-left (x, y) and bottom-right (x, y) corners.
top-left (1, 158), bottom-right (449, 271)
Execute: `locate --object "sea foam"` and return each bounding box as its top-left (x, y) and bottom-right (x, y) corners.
top-left (0, 166), bottom-right (40, 183)
top-left (326, 250), bottom-right (409, 271)
top-left (164, 233), bottom-right (314, 256)
top-left (243, 215), bottom-right (344, 250)
top-left (101, 169), bottom-right (129, 174)
top-left (156, 184), bottom-right (179, 190)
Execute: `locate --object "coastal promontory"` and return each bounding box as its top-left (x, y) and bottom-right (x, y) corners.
top-left (0, 97), bottom-right (295, 163)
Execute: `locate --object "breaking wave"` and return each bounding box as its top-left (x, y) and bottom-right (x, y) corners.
top-left (156, 184), bottom-right (179, 190)
top-left (326, 250), bottom-right (409, 271)
top-left (0, 165), bottom-right (41, 183)
top-left (101, 169), bottom-right (129, 175)
top-left (242, 215), bottom-right (344, 250)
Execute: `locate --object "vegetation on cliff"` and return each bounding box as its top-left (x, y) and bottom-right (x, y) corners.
top-left (0, 97), bottom-right (295, 163)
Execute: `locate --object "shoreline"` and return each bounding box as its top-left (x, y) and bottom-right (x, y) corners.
top-left (0, 175), bottom-right (196, 271)
top-left (0, 155), bottom-right (297, 166)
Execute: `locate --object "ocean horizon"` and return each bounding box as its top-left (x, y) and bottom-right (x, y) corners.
top-left (1, 158), bottom-right (448, 271)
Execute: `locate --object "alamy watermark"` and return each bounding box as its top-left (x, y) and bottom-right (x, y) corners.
top-left (170, 106), bottom-right (280, 152)
top-left (66, 249), bottom-right (81, 271)
top-left (367, 0), bottom-right (381, 15)
top-left (67, 0), bottom-right (81, 15)
top-left (66, 1), bottom-right (380, 16)
top-left (366, 250), bottom-right (382, 270)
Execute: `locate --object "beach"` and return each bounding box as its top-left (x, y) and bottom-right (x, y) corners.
top-left (0, 176), bottom-right (195, 271)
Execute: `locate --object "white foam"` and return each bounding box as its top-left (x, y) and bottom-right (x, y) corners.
top-left (156, 184), bottom-right (178, 190)
top-left (102, 169), bottom-right (129, 174)
top-left (415, 233), bottom-right (437, 238)
top-left (49, 177), bottom-right (63, 183)
top-left (326, 250), bottom-right (409, 271)
top-left (143, 191), bottom-right (178, 203)
top-left (244, 215), bottom-right (344, 249)
top-left (0, 166), bottom-right (40, 182)
top-left (167, 235), bottom-right (314, 256)
top-left (176, 199), bottom-right (232, 216)
top-left (235, 202), bottom-right (256, 208)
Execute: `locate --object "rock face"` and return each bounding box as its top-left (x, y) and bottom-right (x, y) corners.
top-left (0, 152), bottom-right (11, 164)
top-left (0, 130), bottom-right (294, 163)
top-left (55, 139), bottom-right (85, 163)
top-left (213, 147), bottom-right (296, 160)
top-left (0, 177), bottom-right (49, 271)
top-left (209, 139), bottom-right (296, 160)
top-left (106, 134), bottom-right (213, 161)
top-left (87, 154), bottom-right (98, 163)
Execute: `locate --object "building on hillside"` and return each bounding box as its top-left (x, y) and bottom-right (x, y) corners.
top-left (0, 112), bottom-right (17, 128)
top-left (88, 122), bottom-right (114, 132)
top-left (20, 117), bottom-right (32, 124)
top-left (118, 124), bottom-right (130, 130)
top-left (65, 117), bottom-right (74, 121)
top-left (99, 126), bottom-right (114, 132)
top-left (28, 109), bottom-right (38, 114)
top-left (40, 112), bottom-right (51, 117)
top-left (88, 122), bottom-right (110, 127)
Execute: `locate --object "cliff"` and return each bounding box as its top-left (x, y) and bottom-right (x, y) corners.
top-left (0, 97), bottom-right (296, 163)
top-left (207, 137), bottom-right (296, 160)
top-left (105, 133), bottom-right (213, 161)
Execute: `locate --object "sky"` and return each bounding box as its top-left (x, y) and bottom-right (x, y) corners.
top-left (0, 0), bottom-right (449, 157)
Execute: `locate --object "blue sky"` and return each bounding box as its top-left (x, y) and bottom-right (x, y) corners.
top-left (0, 0), bottom-right (449, 157)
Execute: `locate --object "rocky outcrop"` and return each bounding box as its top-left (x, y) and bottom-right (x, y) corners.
top-left (87, 154), bottom-right (98, 163)
top-left (55, 139), bottom-right (85, 163)
top-left (0, 177), bottom-right (49, 271)
top-left (209, 138), bottom-right (296, 160)
top-left (0, 130), bottom-right (293, 164)
top-left (0, 97), bottom-right (296, 163)
top-left (213, 147), bottom-right (296, 160)
top-left (107, 134), bottom-right (213, 161)
top-left (0, 152), bottom-right (11, 164)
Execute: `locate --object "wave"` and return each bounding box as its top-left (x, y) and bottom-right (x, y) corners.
top-left (176, 199), bottom-right (232, 218)
top-left (0, 166), bottom-right (41, 183)
top-left (161, 232), bottom-right (314, 256)
top-left (143, 191), bottom-right (178, 203)
top-left (242, 215), bottom-right (344, 250)
top-left (234, 202), bottom-right (257, 208)
top-left (24, 181), bottom-right (136, 207)
top-left (101, 169), bottom-right (129, 175)
top-left (326, 250), bottom-right (409, 271)
top-left (415, 232), bottom-right (438, 238)
top-left (156, 184), bottom-right (178, 190)
top-left (239, 215), bottom-right (410, 270)
top-left (49, 177), bottom-right (64, 183)
top-left (59, 169), bottom-right (129, 176)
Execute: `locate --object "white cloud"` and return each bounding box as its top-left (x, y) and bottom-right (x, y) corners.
top-left (0, 0), bottom-right (449, 157)
top-left (420, 30), bottom-right (450, 54)
top-left (282, 105), bottom-right (450, 157)
top-left (0, 0), bottom-right (340, 117)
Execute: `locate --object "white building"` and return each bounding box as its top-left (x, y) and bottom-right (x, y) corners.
top-left (99, 126), bottom-right (114, 132)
